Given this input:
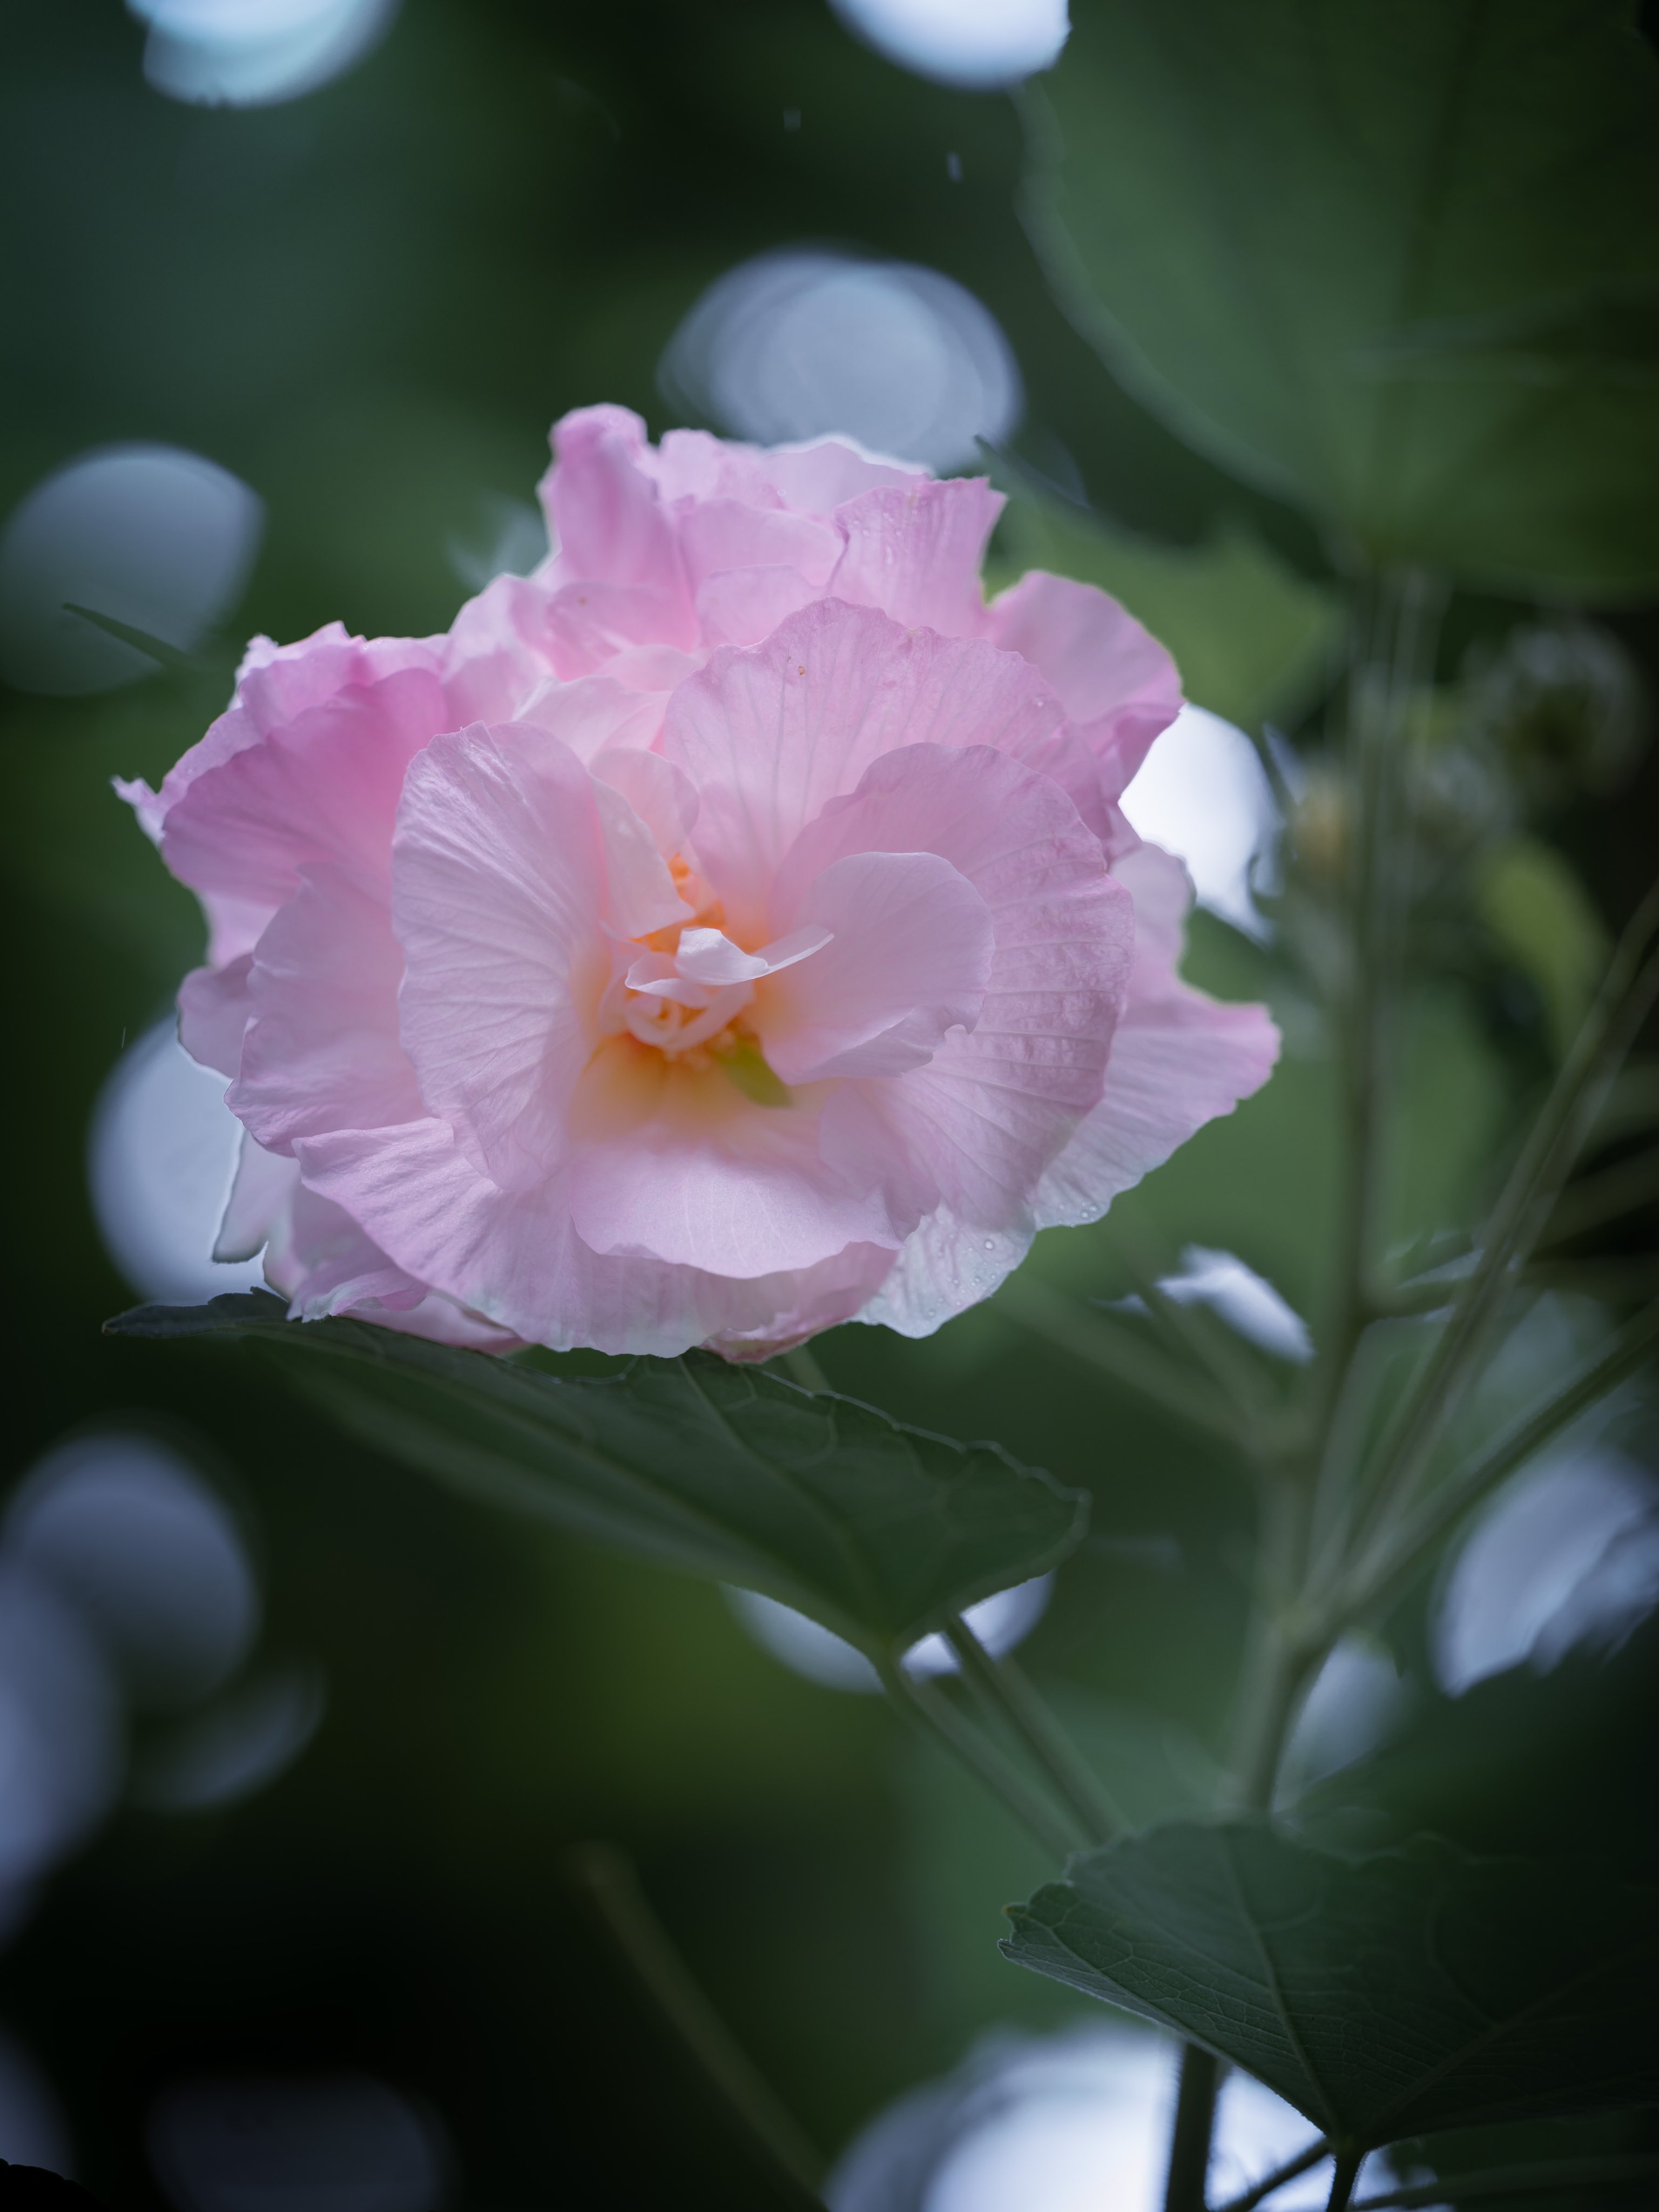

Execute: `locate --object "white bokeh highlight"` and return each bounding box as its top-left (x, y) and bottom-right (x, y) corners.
top-left (828, 2025), bottom-right (1395, 2212)
top-left (660, 249), bottom-right (1022, 475)
top-left (148, 2074), bottom-right (447, 2212)
top-left (135, 1665), bottom-right (327, 1814)
top-left (129, 0), bottom-right (401, 107)
top-left (90, 1022), bottom-right (267, 1307)
top-left (1279, 1634), bottom-right (1409, 1799)
top-left (0, 446), bottom-right (262, 696)
top-left (1434, 1447), bottom-right (1659, 1695)
top-left (727, 1574), bottom-right (1052, 1695)
top-left (1121, 704), bottom-right (1279, 940)
top-left (1157, 1247), bottom-right (1312, 1364)
top-left (0, 2031), bottom-right (75, 2175)
top-left (827, 0), bottom-right (1068, 88)
top-left (7, 1434), bottom-right (260, 1709)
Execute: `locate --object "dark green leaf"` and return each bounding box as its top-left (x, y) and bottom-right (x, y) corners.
top-left (108, 1293), bottom-right (1087, 1658)
top-left (62, 602), bottom-right (197, 671)
top-left (1024, 0), bottom-right (1659, 594)
top-left (1002, 1820), bottom-right (1659, 2148)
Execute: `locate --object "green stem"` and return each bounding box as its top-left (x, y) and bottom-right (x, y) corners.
top-left (1163, 572), bottom-right (1434, 2212)
top-left (1326, 2149), bottom-right (1362, 2212)
top-left (1162, 2044), bottom-right (1224, 2212)
top-left (1347, 881), bottom-right (1659, 1554)
top-left (881, 1659), bottom-right (1083, 1863)
top-left (1208, 2138), bottom-right (1330, 2212)
top-left (567, 1841), bottom-right (826, 2208)
top-left (1346, 1293), bottom-right (1659, 1617)
top-left (780, 1346), bottom-right (831, 1393)
top-left (994, 1273), bottom-right (1244, 1447)
top-left (943, 1616), bottom-right (1122, 1845)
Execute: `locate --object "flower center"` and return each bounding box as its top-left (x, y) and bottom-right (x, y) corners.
top-left (601, 913), bottom-right (833, 1095)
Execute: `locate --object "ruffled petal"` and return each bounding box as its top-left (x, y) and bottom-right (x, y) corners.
top-left (161, 664), bottom-right (448, 911)
top-left (178, 953), bottom-right (254, 1078)
top-left (760, 849), bottom-right (994, 1085)
top-left (827, 477), bottom-right (1001, 635)
top-left (987, 570), bottom-right (1182, 798)
top-left (391, 722), bottom-right (610, 1191)
top-left (229, 864), bottom-right (423, 1155)
top-left (295, 1117), bottom-right (892, 1357)
top-left (782, 743), bottom-right (1134, 1229)
top-left (214, 1131), bottom-right (299, 1263)
top-left (538, 404), bottom-right (689, 607)
top-left (665, 598), bottom-right (1064, 938)
top-left (1033, 840), bottom-right (1279, 1226)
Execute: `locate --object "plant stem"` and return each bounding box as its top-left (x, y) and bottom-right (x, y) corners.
top-left (1208, 2138), bottom-right (1330, 2212)
top-left (881, 1659), bottom-right (1084, 1862)
top-left (1163, 2044), bottom-right (1224, 2212)
top-left (1159, 571), bottom-right (1436, 2212)
top-left (943, 1616), bottom-right (1122, 1845)
top-left (1346, 1292), bottom-right (1659, 1616)
top-left (994, 1273), bottom-right (1244, 1446)
top-left (1326, 2149), bottom-right (1362, 2211)
top-left (567, 1840), bottom-right (826, 2209)
top-left (780, 1346), bottom-right (831, 1393)
top-left (1347, 879), bottom-right (1659, 1553)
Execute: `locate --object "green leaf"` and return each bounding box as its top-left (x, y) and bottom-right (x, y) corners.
top-left (991, 490), bottom-right (1339, 732)
top-left (107, 1293), bottom-right (1087, 1659)
top-left (62, 602), bottom-right (198, 671)
top-left (1002, 1821), bottom-right (1659, 2148)
top-left (1023, 0), bottom-right (1659, 595)
top-left (1475, 839), bottom-right (1609, 1060)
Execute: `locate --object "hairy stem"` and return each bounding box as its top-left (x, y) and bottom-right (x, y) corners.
top-left (568, 1841), bottom-right (826, 2208)
top-left (881, 1660), bottom-right (1084, 1862)
top-left (1209, 2138), bottom-right (1330, 2212)
top-left (944, 1615), bottom-right (1122, 1845)
top-left (1346, 879), bottom-right (1659, 1556)
top-left (1163, 2044), bottom-right (1224, 2212)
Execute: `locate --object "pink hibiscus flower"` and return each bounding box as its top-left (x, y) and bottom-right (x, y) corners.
top-left (119, 406), bottom-right (1278, 1359)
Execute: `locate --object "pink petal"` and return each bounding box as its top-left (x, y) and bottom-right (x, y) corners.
top-left (782, 743), bottom-right (1134, 1227)
top-left (178, 953), bottom-right (254, 1077)
top-left (694, 565), bottom-right (821, 649)
top-left (665, 598), bottom-right (1064, 938)
top-left (230, 864), bottom-right (423, 1154)
top-left (516, 673), bottom-right (665, 760)
top-left (265, 1178), bottom-right (426, 1318)
top-left (391, 722), bottom-right (610, 1192)
top-left (827, 477), bottom-right (1002, 635)
top-left (856, 1206), bottom-right (1035, 1339)
top-left (128, 624), bottom-right (440, 842)
top-left (542, 580), bottom-right (698, 672)
top-left (677, 498), bottom-right (842, 590)
top-left (590, 746), bottom-right (699, 863)
top-left (987, 570), bottom-right (1183, 798)
top-left (214, 1132), bottom-right (299, 1263)
top-left (295, 1116), bottom-right (893, 1356)
top-left (567, 1086), bottom-right (916, 1277)
top-left (1033, 840), bottom-right (1279, 1225)
top-left (539, 405), bottom-right (689, 605)
top-left (754, 439), bottom-right (927, 512)
top-left (760, 849), bottom-right (994, 1084)
top-left (161, 664), bottom-right (447, 913)
top-left (591, 777), bottom-right (692, 939)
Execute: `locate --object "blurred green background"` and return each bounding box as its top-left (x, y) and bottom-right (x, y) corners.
top-left (3, 2), bottom-right (1658, 2207)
